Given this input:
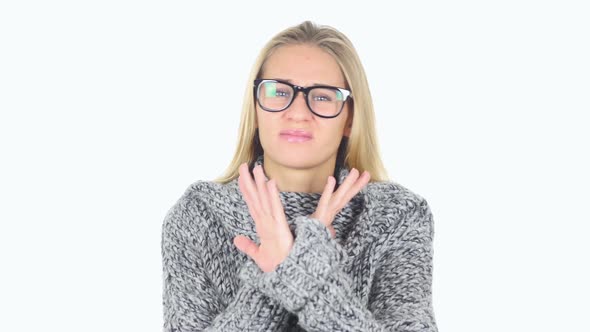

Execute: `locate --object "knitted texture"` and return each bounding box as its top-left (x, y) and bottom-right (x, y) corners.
top-left (161, 155), bottom-right (438, 331)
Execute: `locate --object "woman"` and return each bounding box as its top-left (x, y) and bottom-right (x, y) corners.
top-left (162, 21), bottom-right (438, 331)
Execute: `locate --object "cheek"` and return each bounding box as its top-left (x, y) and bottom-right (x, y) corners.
top-left (317, 123), bottom-right (347, 145)
top-left (255, 106), bottom-right (269, 127)
top-left (255, 108), bottom-right (277, 145)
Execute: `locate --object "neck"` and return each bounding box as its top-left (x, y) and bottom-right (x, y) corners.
top-left (262, 154), bottom-right (337, 194)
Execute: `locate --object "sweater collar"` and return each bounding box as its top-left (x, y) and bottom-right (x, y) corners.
top-left (248, 154), bottom-right (352, 193)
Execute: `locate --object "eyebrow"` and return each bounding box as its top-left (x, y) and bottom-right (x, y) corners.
top-left (275, 78), bottom-right (337, 87)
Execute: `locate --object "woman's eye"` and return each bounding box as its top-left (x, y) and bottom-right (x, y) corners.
top-left (275, 90), bottom-right (290, 97)
top-left (313, 95), bottom-right (332, 102)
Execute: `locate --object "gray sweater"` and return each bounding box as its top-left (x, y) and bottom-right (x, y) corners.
top-left (161, 155), bottom-right (438, 331)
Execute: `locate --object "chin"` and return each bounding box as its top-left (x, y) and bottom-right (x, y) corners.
top-left (267, 152), bottom-right (316, 169)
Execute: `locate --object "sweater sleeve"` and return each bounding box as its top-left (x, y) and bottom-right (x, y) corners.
top-left (239, 198), bottom-right (438, 332)
top-left (161, 196), bottom-right (291, 331)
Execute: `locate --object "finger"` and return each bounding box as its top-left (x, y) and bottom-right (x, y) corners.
top-left (314, 175), bottom-right (336, 225)
top-left (238, 171), bottom-right (254, 215)
top-left (267, 179), bottom-right (287, 224)
top-left (333, 168), bottom-right (360, 204)
top-left (238, 163), bottom-right (262, 216)
top-left (233, 235), bottom-right (259, 260)
top-left (342, 170), bottom-right (371, 203)
top-left (238, 165), bottom-right (265, 227)
top-left (253, 165), bottom-right (272, 214)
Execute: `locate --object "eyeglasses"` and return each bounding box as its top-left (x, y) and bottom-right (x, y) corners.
top-left (253, 79), bottom-right (352, 118)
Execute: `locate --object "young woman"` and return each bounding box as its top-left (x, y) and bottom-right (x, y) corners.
top-left (162, 21), bottom-right (438, 331)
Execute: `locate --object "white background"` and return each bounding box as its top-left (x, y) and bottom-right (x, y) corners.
top-left (1, 1), bottom-right (588, 331)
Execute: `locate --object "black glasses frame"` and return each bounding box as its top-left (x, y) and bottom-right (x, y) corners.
top-left (253, 78), bottom-right (352, 119)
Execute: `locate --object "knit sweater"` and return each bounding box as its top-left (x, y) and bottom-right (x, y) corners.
top-left (161, 155), bottom-right (438, 331)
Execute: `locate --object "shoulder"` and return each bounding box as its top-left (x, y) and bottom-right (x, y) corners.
top-left (171, 179), bottom-right (237, 212)
top-left (365, 180), bottom-right (429, 212)
top-left (161, 180), bottom-right (233, 240)
top-left (363, 180), bottom-right (434, 238)
top-left (164, 180), bottom-right (212, 218)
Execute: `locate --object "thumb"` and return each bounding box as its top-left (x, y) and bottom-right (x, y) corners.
top-left (310, 211), bottom-right (329, 227)
top-left (327, 225), bottom-right (336, 239)
top-left (233, 235), bottom-right (259, 259)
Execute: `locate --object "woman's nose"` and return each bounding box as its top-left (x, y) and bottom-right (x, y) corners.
top-left (286, 92), bottom-right (311, 117)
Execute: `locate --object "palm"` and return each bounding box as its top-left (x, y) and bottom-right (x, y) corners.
top-left (252, 217), bottom-right (293, 272)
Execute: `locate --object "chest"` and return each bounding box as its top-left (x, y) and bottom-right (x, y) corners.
top-left (204, 231), bottom-right (379, 308)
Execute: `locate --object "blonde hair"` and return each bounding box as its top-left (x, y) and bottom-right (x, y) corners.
top-left (213, 20), bottom-right (390, 184)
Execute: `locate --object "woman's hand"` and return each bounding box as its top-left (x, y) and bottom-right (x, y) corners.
top-left (233, 162), bottom-right (371, 272)
top-left (233, 163), bottom-right (293, 273)
top-left (311, 168), bottom-right (371, 238)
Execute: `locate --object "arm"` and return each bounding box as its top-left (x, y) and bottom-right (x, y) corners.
top-left (161, 196), bottom-right (291, 331)
top-left (239, 198), bottom-right (438, 332)
top-left (368, 198), bottom-right (438, 331)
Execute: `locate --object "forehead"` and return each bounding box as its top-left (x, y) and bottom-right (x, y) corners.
top-left (262, 44), bottom-right (345, 87)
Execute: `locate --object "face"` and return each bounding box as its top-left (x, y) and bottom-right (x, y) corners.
top-left (255, 44), bottom-right (352, 170)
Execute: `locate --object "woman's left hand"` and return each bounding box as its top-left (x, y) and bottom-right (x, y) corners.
top-left (311, 168), bottom-right (371, 238)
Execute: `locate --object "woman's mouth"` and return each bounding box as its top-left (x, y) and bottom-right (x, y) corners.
top-left (279, 129), bottom-right (313, 143)
top-left (280, 134), bottom-right (313, 143)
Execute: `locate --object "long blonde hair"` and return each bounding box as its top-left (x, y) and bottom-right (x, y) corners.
top-left (213, 21), bottom-right (390, 184)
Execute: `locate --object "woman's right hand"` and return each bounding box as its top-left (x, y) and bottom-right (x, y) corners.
top-left (233, 163), bottom-right (294, 273)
